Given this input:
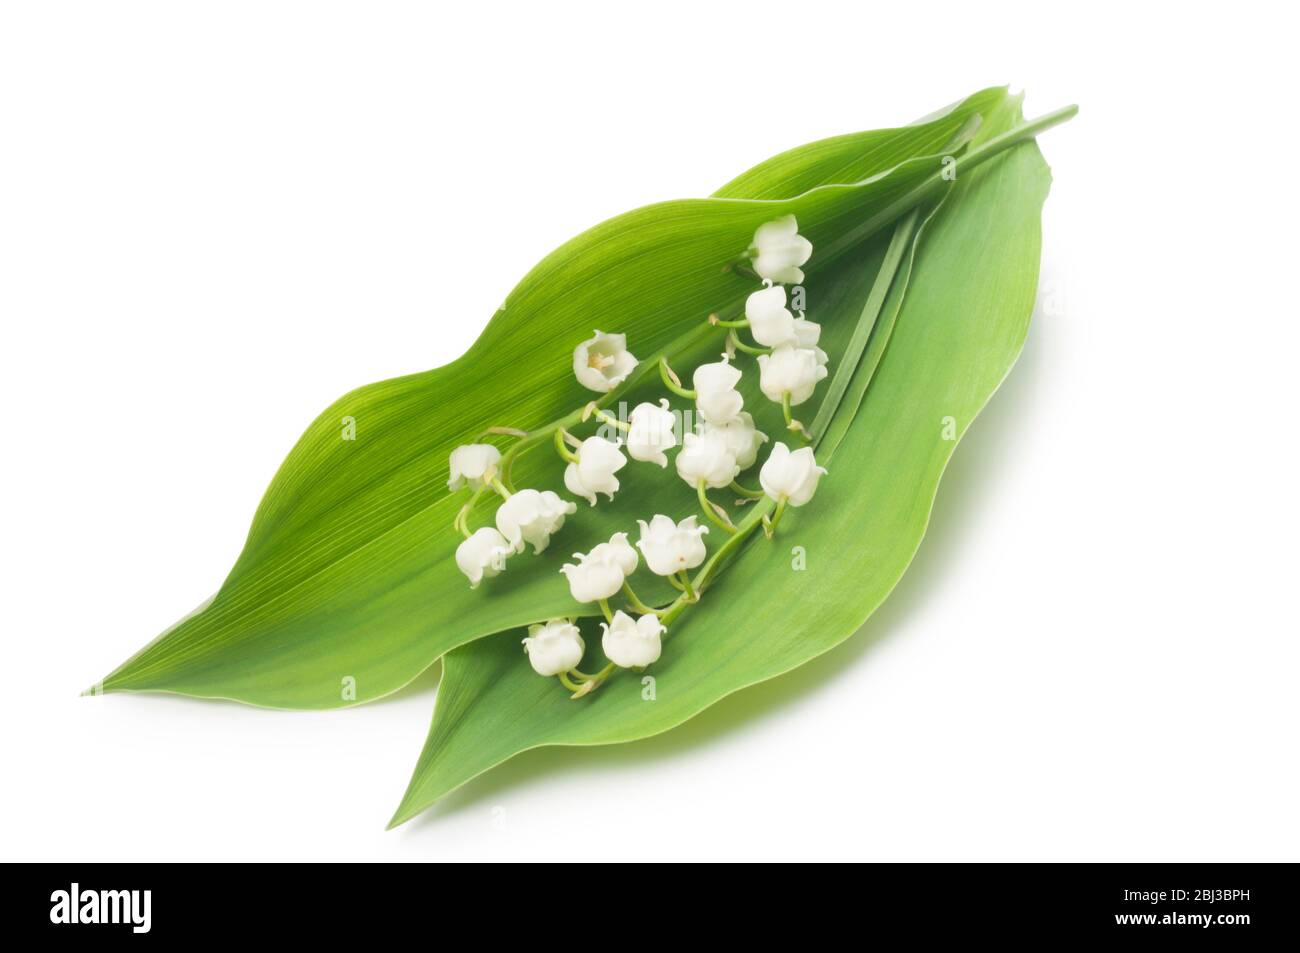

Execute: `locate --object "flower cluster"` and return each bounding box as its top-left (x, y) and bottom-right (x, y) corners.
top-left (744, 223), bottom-right (827, 423)
top-left (446, 216), bottom-right (829, 696)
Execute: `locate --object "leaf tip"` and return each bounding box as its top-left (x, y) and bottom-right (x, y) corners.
top-left (385, 804), bottom-right (416, 831)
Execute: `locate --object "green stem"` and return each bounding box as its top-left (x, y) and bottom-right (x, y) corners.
top-left (697, 480), bottom-right (737, 534)
top-left (730, 480), bottom-right (764, 499)
top-left (574, 660), bottom-right (618, 691)
top-left (553, 427), bottom-right (580, 464)
top-left (591, 408), bottom-right (629, 432)
top-left (764, 497), bottom-right (787, 538)
top-left (622, 581), bottom-right (661, 616)
top-left (598, 598), bottom-right (614, 624)
top-left (557, 671), bottom-right (585, 693)
top-left (817, 106), bottom-right (1078, 266)
top-left (782, 393), bottom-right (808, 441)
top-left (713, 318), bottom-right (749, 329)
top-left (576, 498), bottom-right (774, 694)
top-left (693, 500), bottom-right (773, 594)
top-left (661, 496), bottom-right (775, 626)
top-left (659, 356), bottom-right (697, 399)
top-left (728, 330), bottom-right (770, 357)
top-left (808, 207), bottom-right (919, 444)
top-left (490, 477), bottom-right (512, 499)
top-left (453, 483), bottom-right (489, 538)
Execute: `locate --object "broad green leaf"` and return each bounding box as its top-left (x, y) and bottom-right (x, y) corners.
top-left (100, 88), bottom-right (1017, 708)
top-left (389, 100), bottom-right (1058, 826)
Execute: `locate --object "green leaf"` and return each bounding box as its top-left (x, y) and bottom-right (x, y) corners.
top-left (389, 98), bottom-right (1060, 826)
top-left (99, 88), bottom-right (1019, 708)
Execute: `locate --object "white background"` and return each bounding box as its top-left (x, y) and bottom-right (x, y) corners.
top-left (2, 1), bottom-right (1296, 862)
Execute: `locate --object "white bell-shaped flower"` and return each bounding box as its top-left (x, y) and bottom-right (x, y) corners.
top-left (447, 443), bottom-right (502, 492)
top-left (573, 330), bottom-right (638, 393)
top-left (563, 435), bottom-right (627, 506)
top-left (757, 344), bottom-right (829, 406)
top-left (455, 527), bottom-right (512, 588)
top-left (636, 514), bottom-right (708, 577)
top-left (589, 531), bottom-right (639, 577)
top-left (675, 430), bottom-right (740, 489)
top-left (560, 532), bottom-right (637, 603)
top-left (494, 488), bottom-right (577, 555)
top-left (601, 610), bottom-right (665, 668)
top-left (749, 214), bottom-right (813, 285)
top-left (692, 354), bottom-right (745, 424)
top-left (793, 317), bottom-right (822, 348)
top-left (626, 399), bottom-right (677, 467)
top-left (759, 442), bottom-right (827, 507)
top-left (702, 411), bottom-right (768, 470)
top-left (745, 285), bottom-right (797, 347)
top-left (522, 619), bottom-right (585, 677)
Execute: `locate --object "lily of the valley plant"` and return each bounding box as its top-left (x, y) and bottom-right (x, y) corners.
top-left (93, 88), bottom-right (1075, 828)
top-left (450, 214), bottom-right (829, 697)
